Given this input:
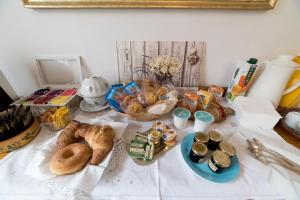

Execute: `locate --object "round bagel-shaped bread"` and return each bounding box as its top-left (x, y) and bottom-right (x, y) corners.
top-left (50, 143), bottom-right (92, 175)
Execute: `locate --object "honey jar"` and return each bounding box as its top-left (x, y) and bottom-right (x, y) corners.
top-left (193, 132), bottom-right (209, 145)
top-left (218, 141), bottom-right (236, 159)
top-left (208, 150), bottom-right (231, 173)
top-left (207, 131), bottom-right (223, 150)
top-left (189, 142), bottom-right (208, 163)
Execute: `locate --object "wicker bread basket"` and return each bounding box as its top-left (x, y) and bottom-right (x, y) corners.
top-left (0, 118), bottom-right (40, 155)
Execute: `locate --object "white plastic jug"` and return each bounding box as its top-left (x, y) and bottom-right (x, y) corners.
top-left (247, 55), bottom-right (298, 108)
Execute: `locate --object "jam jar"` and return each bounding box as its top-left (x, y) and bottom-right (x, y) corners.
top-left (189, 142), bottom-right (208, 163)
top-left (193, 132), bottom-right (209, 145)
top-left (207, 131), bottom-right (223, 150)
top-left (208, 150), bottom-right (231, 173)
top-left (219, 141), bottom-right (236, 160)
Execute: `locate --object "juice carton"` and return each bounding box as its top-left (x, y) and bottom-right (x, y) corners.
top-left (226, 58), bottom-right (258, 102)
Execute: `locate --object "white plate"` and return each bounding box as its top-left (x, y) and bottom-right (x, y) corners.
top-left (80, 100), bottom-right (109, 112)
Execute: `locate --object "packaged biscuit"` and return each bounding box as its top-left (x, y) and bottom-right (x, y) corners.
top-left (197, 90), bottom-right (213, 110)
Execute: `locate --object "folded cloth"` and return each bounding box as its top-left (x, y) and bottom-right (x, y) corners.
top-left (24, 119), bottom-right (128, 197)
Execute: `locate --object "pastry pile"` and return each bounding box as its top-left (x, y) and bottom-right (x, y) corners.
top-left (106, 80), bottom-right (178, 116)
top-left (50, 120), bottom-right (115, 175)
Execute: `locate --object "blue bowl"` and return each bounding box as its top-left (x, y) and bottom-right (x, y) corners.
top-left (181, 133), bottom-right (240, 183)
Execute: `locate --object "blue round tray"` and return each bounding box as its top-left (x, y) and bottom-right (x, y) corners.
top-left (181, 133), bottom-right (240, 183)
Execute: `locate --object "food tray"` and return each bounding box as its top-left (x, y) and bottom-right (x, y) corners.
top-left (13, 88), bottom-right (81, 121)
top-left (125, 128), bottom-right (177, 166)
top-left (181, 133), bottom-right (240, 183)
top-left (279, 120), bottom-right (300, 139)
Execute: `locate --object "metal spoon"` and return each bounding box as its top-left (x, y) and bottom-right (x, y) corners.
top-left (247, 140), bottom-right (300, 174)
top-left (252, 138), bottom-right (300, 168)
top-left (247, 139), bottom-right (297, 167)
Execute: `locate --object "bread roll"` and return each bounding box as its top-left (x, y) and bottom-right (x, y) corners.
top-left (50, 143), bottom-right (92, 175)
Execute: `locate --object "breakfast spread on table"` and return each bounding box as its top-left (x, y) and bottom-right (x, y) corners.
top-left (1, 54), bottom-right (300, 199)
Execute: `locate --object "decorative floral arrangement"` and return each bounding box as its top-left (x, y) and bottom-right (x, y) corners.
top-left (147, 55), bottom-right (181, 83)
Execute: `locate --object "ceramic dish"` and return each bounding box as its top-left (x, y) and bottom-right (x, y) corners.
top-left (80, 100), bottom-right (109, 112)
top-left (181, 133), bottom-right (240, 183)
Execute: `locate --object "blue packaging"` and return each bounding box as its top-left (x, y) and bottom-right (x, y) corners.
top-left (106, 84), bottom-right (125, 112)
top-left (124, 81), bottom-right (140, 95)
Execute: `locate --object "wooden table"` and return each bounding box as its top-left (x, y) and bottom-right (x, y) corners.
top-left (274, 123), bottom-right (300, 149)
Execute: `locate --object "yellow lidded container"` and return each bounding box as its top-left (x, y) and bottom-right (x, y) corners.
top-left (279, 56), bottom-right (300, 108)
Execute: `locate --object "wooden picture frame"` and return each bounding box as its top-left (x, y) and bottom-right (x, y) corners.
top-left (22, 0), bottom-right (278, 9)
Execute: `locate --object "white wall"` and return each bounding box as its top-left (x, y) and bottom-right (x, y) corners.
top-left (0, 0), bottom-right (300, 97)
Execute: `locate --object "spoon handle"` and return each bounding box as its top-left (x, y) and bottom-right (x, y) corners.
top-left (252, 138), bottom-right (300, 168)
top-left (269, 158), bottom-right (300, 174)
top-left (264, 148), bottom-right (300, 168)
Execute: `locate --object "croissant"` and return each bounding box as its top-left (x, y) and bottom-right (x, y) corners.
top-left (84, 125), bottom-right (115, 165)
top-left (57, 120), bottom-right (81, 149)
top-left (74, 123), bottom-right (90, 139)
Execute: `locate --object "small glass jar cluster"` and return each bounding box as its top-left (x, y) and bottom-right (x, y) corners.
top-left (189, 131), bottom-right (236, 173)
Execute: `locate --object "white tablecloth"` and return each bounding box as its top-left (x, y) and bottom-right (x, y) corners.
top-left (0, 110), bottom-right (299, 200)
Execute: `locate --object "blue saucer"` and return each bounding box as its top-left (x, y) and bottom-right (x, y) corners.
top-left (181, 133), bottom-right (240, 183)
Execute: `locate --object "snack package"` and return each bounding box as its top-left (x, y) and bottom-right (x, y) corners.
top-left (208, 85), bottom-right (224, 101)
top-left (197, 90), bottom-right (213, 110)
top-left (183, 91), bottom-right (200, 113)
top-left (124, 81), bottom-right (141, 95)
top-left (106, 84), bottom-right (126, 112)
top-left (140, 85), bottom-right (159, 106)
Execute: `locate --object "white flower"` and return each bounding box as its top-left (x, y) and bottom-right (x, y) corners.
top-left (160, 66), bottom-right (169, 74)
top-left (168, 66), bottom-right (179, 74)
top-left (148, 55), bottom-right (181, 76)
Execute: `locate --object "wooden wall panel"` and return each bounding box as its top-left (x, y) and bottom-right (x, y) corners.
top-left (116, 41), bottom-right (206, 87)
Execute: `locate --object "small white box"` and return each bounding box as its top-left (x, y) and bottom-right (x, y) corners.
top-left (232, 96), bottom-right (282, 130)
top-left (13, 56), bottom-right (83, 119)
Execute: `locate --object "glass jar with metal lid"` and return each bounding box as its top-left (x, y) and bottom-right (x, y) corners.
top-left (219, 141), bottom-right (236, 159)
top-left (189, 142), bottom-right (208, 163)
top-left (193, 132), bottom-right (209, 144)
top-left (207, 131), bottom-right (223, 150)
top-left (208, 150), bottom-right (231, 173)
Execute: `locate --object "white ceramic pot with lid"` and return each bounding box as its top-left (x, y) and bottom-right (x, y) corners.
top-left (78, 76), bottom-right (110, 106)
top-left (247, 55), bottom-right (298, 108)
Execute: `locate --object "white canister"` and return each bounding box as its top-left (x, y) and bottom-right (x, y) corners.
top-left (173, 107), bottom-right (191, 129)
top-left (194, 111), bottom-right (214, 132)
top-left (247, 55), bottom-right (298, 108)
top-left (284, 112), bottom-right (300, 129)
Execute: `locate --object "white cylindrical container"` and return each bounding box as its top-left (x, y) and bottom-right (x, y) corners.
top-left (194, 111), bottom-right (214, 132)
top-left (247, 55), bottom-right (298, 108)
top-left (284, 112), bottom-right (300, 129)
top-left (172, 107), bottom-right (191, 129)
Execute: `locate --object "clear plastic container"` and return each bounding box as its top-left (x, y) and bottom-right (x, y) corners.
top-left (41, 107), bottom-right (71, 131)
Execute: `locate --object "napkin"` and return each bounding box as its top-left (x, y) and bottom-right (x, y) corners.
top-left (24, 119), bottom-right (128, 198)
top-left (232, 96), bottom-right (282, 129)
